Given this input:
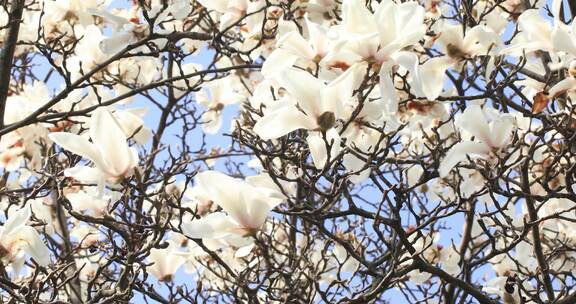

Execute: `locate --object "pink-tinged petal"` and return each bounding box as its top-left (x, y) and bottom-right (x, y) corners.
top-left (419, 56), bottom-right (452, 100)
top-left (276, 69), bottom-right (324, 116)
top-left (261, 49), bottom-right (298, 77)
top-left (548, 77), bottom-right (576, 98)
top-left (15, 226), bottom-right (50, 266)
top-left (253, 106), bottom-right (316, 140)
top-left (439, 141), bottom-right (491, 177)
top-left (90, 108), bottom-right (133, 177)
top-left (48, 133), bottom-right (104, 168)
top-left (181, 212), bottom-right (239, 239)
top-left (455, 105), bottom-right (493, 145)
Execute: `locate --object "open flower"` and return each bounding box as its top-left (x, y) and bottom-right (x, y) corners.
top-left (254, 66), bottom-right (360, 168)
top-left (0, 205), bottom-right (50, 270)
top-left (196, 78), bottom-right (244, 134)
top-left (420, 23), bottom-right (502, 100)
top-left (146, 240), bottom-right (186, 282)
top-left (323, 0), bottom-right (426, 112)
top-left (262, 15), bottom-right (332, 76)
top-left (48, 108), bottom-right (138, 190)
top-left (439, 105), bottom-right (515, 177)
top-left (182, 171), bottom-right (283, 240)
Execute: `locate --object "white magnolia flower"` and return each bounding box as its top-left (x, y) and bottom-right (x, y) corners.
top-left (323, 0), bottom-right (426, 112)
top-left (49, 108), bottom-right (138, 190)
top-left (182, 171), bottom-right (284, 239)
top-left (196, 78), bottom-right (244, 134)
top-left (439, 105), bottom-right (515, 177)
top-left (0, 205), bottom-right (50, 269)
top-left (503, 0), bottom-right (575, 57)
top-left (262, 15), bottom-right (332, 76)
top-left (147, 240), bottom-right (186, 282)
top-left (420, 23), bottom-right (502, 100)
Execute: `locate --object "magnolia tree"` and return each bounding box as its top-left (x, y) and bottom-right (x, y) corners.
top-left (2, 0), bottom-right (576, 303)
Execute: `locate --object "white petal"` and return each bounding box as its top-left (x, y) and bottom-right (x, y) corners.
top-left (49, 133), bottom-right (104, 168)
top-left (16, 226), bottom-right (50, 266)
top-left (305, 16), bottom-right (328, 56)
top-left (307, 133), bottom-right (328, 170)
top-left (455, 105), bottom-right (493, 145)
top-left (419, 56), bottom-right (452, 100)
top-left (3, 205), bottom-right (31, 236)
top-left (322, 63), bottom-right (364, 118)
top-left (343, 153), bottom-right (371, 184)
top-left (100, 33), bottom-right (132, 54)
top-left (242, 189), bottom-right (280, 229)
top-left (552, 23), bottom-right (576, 54)
top-left (90, 108), bottom-right (133, 177)
top-left (261, 49), bottom-right (299, 77)
top-left (439, 141), bottom-right (491, 177)
top-left (253, 106), bottom-right (316, 140)
top-left (307, 129), bottom-right (341, 169)
top-left (277, 31), bottom-right (316, 60)
top-left (379, 65), bottom-right (399, 113)
top-left (489, 115), bottom-right (515, 148)
top-left (392, 51), bottom-right (423, 96)
top-left (518, 10), bottom-right (552, 47)
top-left (170, 0), bottom-right (192, 20)
top-left (64, 166), bottom-right (105, 184)
top-left (195, 171), bottom-right (253, 225)
top-left (181, 212), bottom-right (238, 239)
top-left (276, 69), bottom-right (324, 116)
top-left (342, 0), bottom-right (378, 36)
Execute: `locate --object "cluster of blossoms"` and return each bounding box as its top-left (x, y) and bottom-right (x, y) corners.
top-left (2, 0), bottom-right (576, 303)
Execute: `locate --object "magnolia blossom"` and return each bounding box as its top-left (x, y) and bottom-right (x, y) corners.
top-left (0, 205), bottom-right (50, 270)
top-left (262, 16), bottom-right (332, 76)
top-left (254, 66), bottom-right (360, 168)
top-left (323, 0), bottom-right (426, 112)
top-left (196, 78), bottom-right (244, 134)
top-left (182, 171), bottom-right (283, 240)
top-left (48, 107), bottom-right (138, 190)
top-left (439, 105), bottom-right (515, 177)
top-left (420, 23), bottom-right (502, 100)
top-left (503, 0), bottom-right (575, 56)
top-left (147, 241), bottom-right (186, 282)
